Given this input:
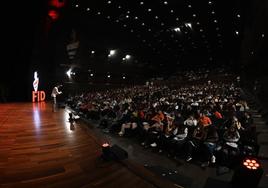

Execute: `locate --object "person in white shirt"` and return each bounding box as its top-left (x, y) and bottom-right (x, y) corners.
top-left (51, 84), bottom-right (62, 112)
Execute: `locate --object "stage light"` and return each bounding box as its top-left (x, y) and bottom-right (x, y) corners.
top-left (232, 157), bottom-right (263, 188)
top-left (101, 143), bottom-right (111, 160)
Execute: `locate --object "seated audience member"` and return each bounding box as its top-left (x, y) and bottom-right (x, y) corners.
top-left (185, 124), bottom-right (207, 162)
top-left (201, 125), bottom-right (219, 167)
top-left (198, 112), bottom-right (212, 127)
top-left (220, 125), bottom-right (241, 167)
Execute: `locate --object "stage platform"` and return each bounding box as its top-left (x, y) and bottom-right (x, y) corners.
top-left (0, 102), bottom-right (179, 188)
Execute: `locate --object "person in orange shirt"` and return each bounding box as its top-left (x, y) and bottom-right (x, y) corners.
top-left (198, 112), bottom-right (212, 127)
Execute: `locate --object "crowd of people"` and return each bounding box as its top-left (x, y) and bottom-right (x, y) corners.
top-left (66, 74), bottom-right (258, 168)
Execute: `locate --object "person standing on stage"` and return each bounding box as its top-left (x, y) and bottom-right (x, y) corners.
top-left (51, 84), bottom-right (62, 112)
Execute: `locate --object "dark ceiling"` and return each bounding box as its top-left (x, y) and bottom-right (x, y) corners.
top-left (55, 0), bottom-right (245, 71)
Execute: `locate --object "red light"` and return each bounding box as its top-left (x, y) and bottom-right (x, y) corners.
top-left (243, 158), bottom-right (261, 170)
top-left (48, 10), bottom-right (59, 20)
top-left (49, 0), bottom-right (65, 8)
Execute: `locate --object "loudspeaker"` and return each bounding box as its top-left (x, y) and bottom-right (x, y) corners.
top-left (110, 144), bottom-right (128, 161)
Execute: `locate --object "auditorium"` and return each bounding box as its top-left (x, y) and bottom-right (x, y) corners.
top-left (1, 0), bottom-right (267, 188)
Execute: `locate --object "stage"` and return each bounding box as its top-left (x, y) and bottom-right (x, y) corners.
top-left (0, 102), bottom-right (178, 188)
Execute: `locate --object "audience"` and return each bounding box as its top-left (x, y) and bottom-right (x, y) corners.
top-left (66, 69), bottom-right (257, 169)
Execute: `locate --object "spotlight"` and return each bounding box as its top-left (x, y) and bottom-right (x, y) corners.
top-left (101, 143), bottom-right (111, 160)
top-left (232, 157), bottom-right (263, 188)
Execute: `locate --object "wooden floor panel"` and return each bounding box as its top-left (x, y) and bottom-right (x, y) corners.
top-left (0, 103), bottom-right (166, 188)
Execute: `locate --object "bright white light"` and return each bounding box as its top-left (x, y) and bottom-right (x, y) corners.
top-left (185, 23), bottom-right (192, 29)
top-left (170, 10), bottom-right (174, 13)
top-left (148, 8), bottom-right (152, 12)
top-left (86, 8), bottom-right (90, 11)
top-left (125, 55), bottom-right (131, 59)
top-left (122, 58), bottom-right (126, 61)
top-left (140, 2), bottom-right (144, 5)
top-left (200, 29), bottom-right (203, 32)
top-left (126, 15), bottom-right (129, 18)
top-left (214, 20), bottom-right (218, 23)
top-left (142, 23), bottom-right (145, 26)
top-left (75, 4), bottom-right (79, 8)
top-left (91, 50), bottom-right (95, 54)
top-left (66, 69), bottom-right (72, 78)
top-left (123, 76), bottom-right (126, 79)
top-left (193, 14), bottom-right (196, 17)
top-left (208, 1), bottom-right (212, 5)
top-left (237, 14), bottom-right (240, 18)
top-left (262, 33), bottom-right (265, 38)
top-left (188, 5), bottom-right (192, 8)
top-left (164, 1), bottom-right (168, 5)
top-left (97, 12), bottom-right (101, 15)
top-left (109, 50), bottom-right (116, 57)
top-left (211, 11), bottom-right (215, 14)
top-left (108, 1), bottom-right (112, 4)
top-left (90, 73), bottom-right (94, 77)
top-left (155, 16), bottom-right (159, 19)
top-left (107, 75), bottom-right (111, 78)
top-left (135, 16), bottom-right (138, 20)
top-left (174, 27), bottom-right (181, 32)
top-left (235, 31), bottom-right (239, 35)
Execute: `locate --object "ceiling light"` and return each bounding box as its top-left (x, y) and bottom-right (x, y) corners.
top-left (135, 16), bottom-right (138, 19)
top-left (126, 15), bottom-right (129, 18)
top-left (142, 23), bottom-right (145, 26)
top-left (261, 33), bottom-right (265, 38)
top-left (193, 14), bottom-right (196, 17)
top-left (155, 16), bottom-right (159, 19)
top-left (211, 11), bottom-right (215, 14)
top-left (237, 14), bottom-right (240, 18)
top-left (235, 31), bottom-right (239, 35)
top-left (107, 1), bottom-right (112, 4)
top-left (90, 73), bottom-right (94, 77)
top-left (140, 2), bottom-right (144, 5)
top-left (174, 27), bottom-right (181, 32)
top-left (208, 1), bottom-right (212, 5)
top-left (125, 55), bottom-right (131, 59)
top-left (91, 50), bottom-right (95, 54)
top-left (118, 6), bottom-right (121, 8)
top-left (86, 8), bottom-right (90, 11)
top-left (170, 10), bottom-right (174, 13)
top-left (176, 17), bottom-right (179, 21)
top-left (188, 5), bottom-right (192, 8)
top-left (185, 23), bottom-right (192, 29)
top-left (164, 1), bottom-right (168, 5)
top-left (75, 4), bottom-right (79, 8)
top-left (148, 8), bottom-right (152, 12)
top-left (214, 19), bottom-right (218, 23)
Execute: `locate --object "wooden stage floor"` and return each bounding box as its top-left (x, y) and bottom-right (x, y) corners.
top-left (0, 103), bottom-right (178, 188)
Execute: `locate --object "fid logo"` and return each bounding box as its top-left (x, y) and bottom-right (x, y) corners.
top-left (32, 71), bottom-right (46, 102)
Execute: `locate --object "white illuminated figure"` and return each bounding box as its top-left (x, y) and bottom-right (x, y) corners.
top-left (33, 71), bottom-right (39, 92)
